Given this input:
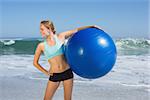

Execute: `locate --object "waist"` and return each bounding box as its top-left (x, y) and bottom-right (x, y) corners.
top-left (52, 67), bottom-right (71, 74)
top-left (50, 65), bottom-right (70, 74)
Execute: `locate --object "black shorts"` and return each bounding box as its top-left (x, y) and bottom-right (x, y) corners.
top-left (49, 68), bottom-right (74, 82)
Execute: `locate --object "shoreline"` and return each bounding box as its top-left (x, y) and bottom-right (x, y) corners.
top-left (0, 76), bottom-right (149, 100)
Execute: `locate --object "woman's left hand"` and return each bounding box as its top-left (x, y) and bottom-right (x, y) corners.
top-left (92, 25), bottom-right (102, 30)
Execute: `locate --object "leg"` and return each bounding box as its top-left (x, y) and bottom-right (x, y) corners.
top-left (63, 78), bottom-right (74, 100)
top-left (44, 80), bottom-right (60, 100)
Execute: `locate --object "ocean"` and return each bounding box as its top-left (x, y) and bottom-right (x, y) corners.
top-left (0, 38), bottom-right (150, 55)
top-left (0, 38), bottom-right (150, 89)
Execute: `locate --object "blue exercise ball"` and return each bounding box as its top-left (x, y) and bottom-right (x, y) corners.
top-left (64, 28), bottom-right (117, 79)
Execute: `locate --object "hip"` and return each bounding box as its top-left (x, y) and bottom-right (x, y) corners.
top-left (49, 68), bottom-right (74, 82)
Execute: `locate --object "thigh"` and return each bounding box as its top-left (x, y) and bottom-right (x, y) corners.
top-left (63, 78), bottom-right (74, 100)
top-left (44, 80), bottom-right (60, 100)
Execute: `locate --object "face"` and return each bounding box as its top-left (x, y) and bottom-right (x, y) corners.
top-left (40, 24), bottom-right (53, 38)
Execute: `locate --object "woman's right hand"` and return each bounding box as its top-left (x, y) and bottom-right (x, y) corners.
top-left (43, 70), bottom-right (49, 76)
top-left (43, 27), bottom-right (50, 36)
top-left (47, 69), bottom-right (53, 76)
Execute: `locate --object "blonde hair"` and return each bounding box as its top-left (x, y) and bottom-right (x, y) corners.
top-left (40, 20), bottom-right (56, 34)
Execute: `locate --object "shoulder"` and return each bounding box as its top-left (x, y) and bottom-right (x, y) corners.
top-left (57, 33), bottom-right (63, 38)
top-left (36, 42), bottom-right (44, 51)
top-left (56, 34), bottom-right (65, 43)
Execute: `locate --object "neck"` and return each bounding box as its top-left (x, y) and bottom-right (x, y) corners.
top-left (45, 34), bottom-right (55, 41)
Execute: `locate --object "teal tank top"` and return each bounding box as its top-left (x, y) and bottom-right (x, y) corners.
top-left (43, 34), bottom-right (64, 60)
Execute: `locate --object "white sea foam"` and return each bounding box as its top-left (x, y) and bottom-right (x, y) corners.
top-left (0, 40), bottom-right (15, 46)
top-left (120, 83), bottom-right (150, 87)
top-left (28, 76), bottom-right (48, 81)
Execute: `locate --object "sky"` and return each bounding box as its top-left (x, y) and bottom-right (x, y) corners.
top-left (0, 0), bottom-right (149, 39)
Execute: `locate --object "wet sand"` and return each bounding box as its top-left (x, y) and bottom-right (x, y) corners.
top-left (0, 76), bottom-right (149, 100)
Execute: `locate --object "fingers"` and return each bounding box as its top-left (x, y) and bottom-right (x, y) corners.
top-left (93, 25), bottom-right (102, 30)
top-left (44, 29), bottom-right (50, 36)
top-left (48, 72), bottom-right (53, 76)
top-left (48, 69), bottom-right (53, 76)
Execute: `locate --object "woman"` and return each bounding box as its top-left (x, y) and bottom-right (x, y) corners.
top-left (33, 20), bottom-right (99, 100)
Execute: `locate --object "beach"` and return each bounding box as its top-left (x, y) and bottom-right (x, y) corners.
top-left (1, 0), bottom-right (149, 99)
top-left (0, 39), bottom-right (150, 100)
top-left (0, 76), bottom-right (149, 100)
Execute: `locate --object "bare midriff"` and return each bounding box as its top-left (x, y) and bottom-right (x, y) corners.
top-left (48, 54), bottom-right (70, 74)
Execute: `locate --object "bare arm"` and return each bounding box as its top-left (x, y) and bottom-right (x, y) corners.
top-left (76, 25), bottom-right (95, 31)
top-left (59, 25), bottom-right (102, 39)
top-left (33, 43), bottom-right (49, 76)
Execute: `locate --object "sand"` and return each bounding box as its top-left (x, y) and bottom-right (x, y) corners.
top-left (0, 76), bottom-right (149, 100)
